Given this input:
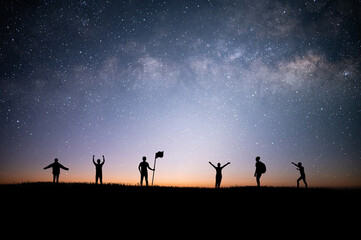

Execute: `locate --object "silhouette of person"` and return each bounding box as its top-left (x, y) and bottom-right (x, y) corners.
top-left (209, 161), bottom-right (230, 188)
top-left (292, 162), bottom-right (308, 188)
top-left (43, 158), bottom-right (69, 183)
top-left (93, 155), bottom-right (105, 184)
top-left (138, 156), bottom-right (154, 186)
top-left (254, 156), bottom-right (266, 187)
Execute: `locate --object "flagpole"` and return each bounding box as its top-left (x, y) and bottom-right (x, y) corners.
top-left (152, 156), bottom-right (156, 186)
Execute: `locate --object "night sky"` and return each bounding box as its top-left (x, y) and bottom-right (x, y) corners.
top-left (1, 0), bottom-right (360, 187)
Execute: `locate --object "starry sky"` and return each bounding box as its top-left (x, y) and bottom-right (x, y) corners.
top-left (1, 0), bottom-right (360, 187)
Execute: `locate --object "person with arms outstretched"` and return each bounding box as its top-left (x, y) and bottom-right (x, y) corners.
top-left (254, 156), bottom-right (266, 187)
top-left (292, 162), bottom-right (308, 188)
top-left (43, 158), bottom-right (69, 183)
top-left (209, 161), bottom-right (230, 188)
top-left (138, 156), bottom-right (154, 186)
top-left (93, 155), bottom-right (105, 184)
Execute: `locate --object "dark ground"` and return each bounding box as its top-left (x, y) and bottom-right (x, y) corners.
top-left (1, 182), bottom-right (360, 237)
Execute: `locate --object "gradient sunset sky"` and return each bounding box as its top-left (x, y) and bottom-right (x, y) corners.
top-left (1, 0), bottom-right (360, 187)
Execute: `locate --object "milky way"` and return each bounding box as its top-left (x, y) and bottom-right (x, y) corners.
top-left (1, 0), bottom-right (360, 186)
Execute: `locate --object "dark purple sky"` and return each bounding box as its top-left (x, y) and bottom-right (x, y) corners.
top-left (1, 0), bottom-right (360, 186)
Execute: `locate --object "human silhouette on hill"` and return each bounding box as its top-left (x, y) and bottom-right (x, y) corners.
top-left (254, 156), bottom-right (266, 187)
top-left (43, 158), bottom-right (69, 183)
top-left (292, 162), bottom-right (308, 188)
top-left (209, 161), bottom-right (230, 188)
top-left (138, 156), bottom-right (154, 186)
top-left (93, 155), bottom-right (105, 184)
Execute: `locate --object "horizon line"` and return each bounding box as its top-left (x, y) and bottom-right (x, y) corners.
top-left (1, 181), bottom-right (361, 189)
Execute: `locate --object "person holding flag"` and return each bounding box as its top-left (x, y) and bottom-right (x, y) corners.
top-left (138, 156), bottom-right (154, 186)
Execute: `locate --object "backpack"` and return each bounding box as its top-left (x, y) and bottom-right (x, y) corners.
top-left (259, 162), bottom-right (266, 174)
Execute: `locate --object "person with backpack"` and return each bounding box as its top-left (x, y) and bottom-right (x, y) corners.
top-left (254, 156), bottom-right (266, 187)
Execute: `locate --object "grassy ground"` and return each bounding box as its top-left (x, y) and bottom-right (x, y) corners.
top-left (1, 182), bottom-right (360, 236)
top-left (2, 182), bottom-right (359, 206)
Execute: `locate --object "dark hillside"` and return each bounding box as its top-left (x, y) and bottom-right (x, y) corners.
top-left (1, 183), bottom-right (359, 236)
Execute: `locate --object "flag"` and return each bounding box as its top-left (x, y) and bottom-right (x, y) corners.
top-left (155, 151), bottom-right (164, 159)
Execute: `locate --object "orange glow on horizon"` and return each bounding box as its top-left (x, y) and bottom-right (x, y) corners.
top-left (1, 154), bottom-right (360, 188)
top-left (2, 171), bottom-right (361, 188)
